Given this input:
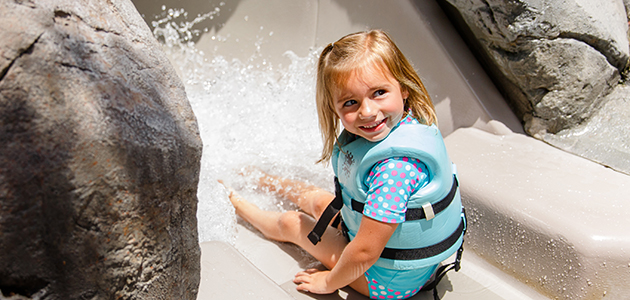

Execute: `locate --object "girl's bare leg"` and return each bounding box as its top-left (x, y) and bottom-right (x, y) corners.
top-left (249, 169), bottom-right (334, 219)
top-left (224, 185), bottom-right (369, 296)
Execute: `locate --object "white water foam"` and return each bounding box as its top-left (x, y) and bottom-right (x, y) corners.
top-left (151, 6), bottom-right (334, 244)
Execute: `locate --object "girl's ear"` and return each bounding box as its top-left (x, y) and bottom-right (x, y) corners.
top-left (402, 87), bottom-right (410, 101)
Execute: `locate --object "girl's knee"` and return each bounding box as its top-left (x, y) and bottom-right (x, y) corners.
top-left (312, 196), bottom-right (331, 217)
top-left (277, 211), bottom-right (306, 240)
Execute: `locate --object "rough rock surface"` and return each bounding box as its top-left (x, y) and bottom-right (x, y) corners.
top-left (442, 0), bottom-right (630, 174)
top-left (0, 0), bottom-right (202, 299)
top-left (543, 84), bottom-right (630, 175)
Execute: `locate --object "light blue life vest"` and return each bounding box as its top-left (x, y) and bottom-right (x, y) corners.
top-left (332, 123), bottom-right (465, 270)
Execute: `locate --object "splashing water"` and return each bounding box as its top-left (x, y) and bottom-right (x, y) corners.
top-left (151, 6), bottom-right (334, 244)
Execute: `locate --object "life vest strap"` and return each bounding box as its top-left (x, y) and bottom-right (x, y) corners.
top-left (307, 177), bottom-right (343, 245)
top-left (418, 208), bottom-right (467, 299)
top-left (351, 175), bottom-right (459, 221)
top-left (419, 241), bottom-right (465, 300)
top-left (380, 217), bottom-right (465, 260)
top-left (309, 175), bottom-right (461, 252)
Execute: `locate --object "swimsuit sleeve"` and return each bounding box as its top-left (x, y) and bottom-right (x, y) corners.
top-left (363, 157), bottom-right (429, 224)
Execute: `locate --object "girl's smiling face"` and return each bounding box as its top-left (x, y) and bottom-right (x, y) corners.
top-left (334, 66), bottom-right (408, 142)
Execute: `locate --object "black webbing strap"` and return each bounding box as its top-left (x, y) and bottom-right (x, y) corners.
top-left (307, 177), bottom-right (343, 245)
top-left (351, 175), bottom-right (459, 221)
top-left (379, 218), bottom-right (465, 260)
top-left (419, 243), bottom-right (464, 300)
top-left (420, 207), bottom-right (467, 300)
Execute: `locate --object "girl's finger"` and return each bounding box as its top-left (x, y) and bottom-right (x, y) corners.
top-left (293, 273), bottom-right (310, 284)
top-left (294, 269), bottom-right (316, 277)
top-left (296, 282), bottom-right (310, 293)
top-left (294, 272), bottom-right (306, 279)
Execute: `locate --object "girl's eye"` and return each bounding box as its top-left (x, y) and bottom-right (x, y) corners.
top-left (343, 100), bottom-right (357, 107)
top-left (374, 89), bottom-right (387, 97)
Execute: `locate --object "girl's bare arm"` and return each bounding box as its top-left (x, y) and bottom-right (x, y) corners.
top-left (294, 216), bottom-right (398, 294)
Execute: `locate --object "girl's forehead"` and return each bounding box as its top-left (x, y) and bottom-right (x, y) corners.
top-left (333, 64), bottom-right (397, 94)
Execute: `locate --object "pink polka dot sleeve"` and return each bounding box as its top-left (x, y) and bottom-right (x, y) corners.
top-left (363, 157), bottom-right (429, 224)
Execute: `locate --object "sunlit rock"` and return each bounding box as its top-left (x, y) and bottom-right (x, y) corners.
top-left (543, 83), bottom-right (630, 174)
top-left (0, 0), bottom-right (201, 299)
top-left (441, 0), bottom-right (630, 174)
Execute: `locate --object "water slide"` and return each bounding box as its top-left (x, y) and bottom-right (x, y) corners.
top-left (130, 0), bottom-right (629, 299)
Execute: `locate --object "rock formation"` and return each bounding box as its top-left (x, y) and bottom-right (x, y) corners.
top-left (0, 0), bottom-right (202, 299)
top-left (441, 0), bottom-right (630, 174)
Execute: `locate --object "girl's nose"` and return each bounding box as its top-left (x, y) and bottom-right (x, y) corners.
top-left (358, 99), bottom-right (377, 119)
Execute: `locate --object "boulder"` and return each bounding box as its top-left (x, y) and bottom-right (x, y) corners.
top-left (441, 0), bottom-right (630, 174)
top-left (0, 0), bottom-right (202, 299)
top-left (442, 0), bottom-right (628, 132)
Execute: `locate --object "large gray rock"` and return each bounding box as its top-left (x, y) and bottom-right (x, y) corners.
top-left (443, 0), bottom-right (628, 132)
top-left (0, 0), bottom-right (201, 299)
top-left (442, 0), bottom-right (630, 174)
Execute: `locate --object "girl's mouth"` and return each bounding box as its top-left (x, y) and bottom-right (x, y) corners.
top-left (360, 118), bottom-right (387, 132)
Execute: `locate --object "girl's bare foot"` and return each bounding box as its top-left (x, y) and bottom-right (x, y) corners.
top-left (218, 180), bottom-right (244, 211)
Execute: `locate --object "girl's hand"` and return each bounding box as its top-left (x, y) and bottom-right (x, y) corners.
top-left (293, 269), bottom-right (337, 295)
top-left (294, 217), bottom-right (398, 297)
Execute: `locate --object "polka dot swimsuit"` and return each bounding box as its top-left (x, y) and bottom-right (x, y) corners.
top-left (363, 115), bottom-right (429, 225)
top-left (367, 272), bottom-right (420, 299)
top-left (364, 263), bottom-right (436, 299)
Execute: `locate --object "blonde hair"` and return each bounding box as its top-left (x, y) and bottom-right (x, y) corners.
top-left (316, 30), bottom-right (437, 163)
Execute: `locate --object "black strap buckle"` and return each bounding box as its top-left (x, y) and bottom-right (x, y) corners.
top-left (307, 231), bottom-right (322, 245)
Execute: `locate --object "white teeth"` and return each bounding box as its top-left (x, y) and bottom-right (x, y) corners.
top-left (362, 119), bottom-right (385, 129)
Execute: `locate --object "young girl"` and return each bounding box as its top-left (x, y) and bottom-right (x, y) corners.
top-left (224, 30), bottom-right (465, 299)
